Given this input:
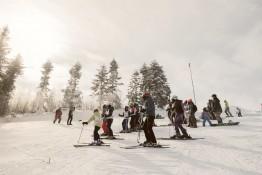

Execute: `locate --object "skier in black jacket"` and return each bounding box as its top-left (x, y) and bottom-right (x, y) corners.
top-left (211, 94), bottom-right (223, 124)
top-left (142, 92), bottom-right (157, 146)
top-left (171, 96), bottom-right (191, 139)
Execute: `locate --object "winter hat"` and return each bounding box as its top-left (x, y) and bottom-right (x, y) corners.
top-left (212, 94), bottom-right (217, 98)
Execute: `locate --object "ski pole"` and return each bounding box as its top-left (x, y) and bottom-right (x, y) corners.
top-left (188, 63), bottom-right (197, 105)
top-left (77, 125), bottom-right (85, 144)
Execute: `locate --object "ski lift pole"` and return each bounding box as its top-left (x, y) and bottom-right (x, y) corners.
top-left (188, 63), bottom-right (197, 105)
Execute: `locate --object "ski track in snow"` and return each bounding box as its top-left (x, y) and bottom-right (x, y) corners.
top-left (0, 112), bottom-right (262, 175)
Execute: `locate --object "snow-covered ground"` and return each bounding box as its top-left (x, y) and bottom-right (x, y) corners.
top-left (0, 111), bottom-right (262, 175)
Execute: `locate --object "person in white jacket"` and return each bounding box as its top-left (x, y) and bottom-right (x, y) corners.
top-left (82, 109), bottom-right (103, 144)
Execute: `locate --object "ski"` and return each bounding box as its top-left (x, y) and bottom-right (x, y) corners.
top-left (120, 144), bottom-right (170, 149)
top-left (100, 137), bottom-right (125, 140)
top-left (157, 137), bottom-right (204, 140)
top-left (73, 143), bottom-right (110, 147)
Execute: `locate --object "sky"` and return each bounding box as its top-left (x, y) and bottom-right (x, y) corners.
top-left (0, 0), bottom-right (262, 110)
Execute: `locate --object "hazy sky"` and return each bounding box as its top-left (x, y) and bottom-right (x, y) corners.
top-left (0, 0), bottom-right (262, 110)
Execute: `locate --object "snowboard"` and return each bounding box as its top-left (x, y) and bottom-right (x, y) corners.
top-left (211, 122), bottom-right (240, 127)
top-left (120, 143), bottom-right (170, 149)
top-left (73, 143), bottom-right (110, 147)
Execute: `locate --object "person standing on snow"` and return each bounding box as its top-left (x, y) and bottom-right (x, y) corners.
top-left (171, 96), bottom-right (191, 139)
top-left (119, 106), bottom-right (130, 133)
top-left (53, 107), bottom-right (62, 124)
top-left (184, 99), bottom-right (198, 128)
top-left (142, 92), bottom-right (157, 146)
top-left (224, 100), bottom-right (233, 117)
top-left (201, 107), bottom-right (213, 127)
top-left (211, 94), bottom-right (223, 124)
top-left (106, 104), bottom-right (115, 139)
top-left (207, 99), bottom-right (216, 120)
top-left (101, 105), bottom-right (109, 136)
top-left (82, 109), bottom-right (103, 145)
top-left (236, 107), bottom-right (242, 117)
top-left (67, 106), bottom-right (75, 125)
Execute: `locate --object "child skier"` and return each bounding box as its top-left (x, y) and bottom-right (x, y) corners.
top-left (201, 107), bottom-right (213, 127)
top-left (82, 109), bottom-right (103, 145)
top-left (119, 106), bottom-right (130, 133)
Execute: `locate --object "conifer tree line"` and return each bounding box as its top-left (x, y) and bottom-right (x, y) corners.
top-left (0, 27), bottom-right (23, 116)
top-left (0, 26), bottom-right (171, 116)
top-left (127, 60), bottom-right (171, 108)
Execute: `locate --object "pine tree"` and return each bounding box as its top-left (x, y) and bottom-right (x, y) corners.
top-left (148, 60), bottom-right (171, 108)
top-left (140, 63), bottom-right (151, 93)
top-left (0, 27), bottom-right (10, 81)
top-left (127, 71), bottom-right (142, 104)
top-left (0, 56), bottom-right (22, 115)
top-left (107, 59), bottom-right (123, 108)
top-left (91, 65), bottom-right (108, 108)
top-left (0, 26), bottom-right (23, 116)
top-left (35, 61), bottom-right (54, 112)
top-left (63, 62), bottom-right (82, 108)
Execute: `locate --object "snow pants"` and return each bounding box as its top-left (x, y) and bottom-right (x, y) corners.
top-left (94, 126), bottom-right (100, 141)
top-left (53, 116), bottom-right (61, 124)
top-left (174, 113), bottom-right (188, 136)
top-left (122, 118), bottom-right (129, 131)
top-left (67, 115), bottom-right (73, 125)
top-left (102, 120), bottom-right (108, 134)
top-left (143, 117), bottom-right (157, 143)
top-left (107, 119), bottom-right (114, 137)
top-left (214, 112), bottom-right (223, 124)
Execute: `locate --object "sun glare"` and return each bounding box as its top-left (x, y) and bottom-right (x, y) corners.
top-left (8, 9), bottom-right (67, 69)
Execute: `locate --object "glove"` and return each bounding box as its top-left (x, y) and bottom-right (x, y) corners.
top-left (82, 122), bottom-right (88, 125)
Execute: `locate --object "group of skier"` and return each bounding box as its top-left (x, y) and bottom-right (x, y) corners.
top-left (53, 92), bottom-right (242, 146)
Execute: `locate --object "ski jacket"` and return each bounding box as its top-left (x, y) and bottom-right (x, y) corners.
top-left (224, 100), bottom-right (229, 108)
top-left (119, 111), bottom-right (129, 119)
top-left (201, 111), bottom-right (211, 120)
top-left (172, 100), bottom-right (184, 114)
top-left (105, 106), bottom-right (114, 119)
top-left (212, 98), bottom-right (222, 113)
top-left (55, 109), bottom-right (62, 117)
top-left (87, 111), bottom-right (102, 127)
top-left (144, 96), bottom-right (155, 117)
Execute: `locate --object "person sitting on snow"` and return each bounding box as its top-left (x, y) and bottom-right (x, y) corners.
top-left (82, 109), bottom-right (103, 145)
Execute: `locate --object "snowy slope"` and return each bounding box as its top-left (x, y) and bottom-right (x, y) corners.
top-left (0, 111), bottom-right (262, 175)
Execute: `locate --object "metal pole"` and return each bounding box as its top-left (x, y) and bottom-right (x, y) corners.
top-left (188, 63), bottom-right (197, 105)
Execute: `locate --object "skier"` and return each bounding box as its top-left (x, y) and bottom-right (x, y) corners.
top-left (236, 107), bottom-right (242, 117)
top-left (53, 107), bottom-right (62, 124)
top-left (207, 99), bottom-right (216, 120)
top-left (211, 94), bottom-right (223, 124)
top-left (142, 92), bottom-right (157, 146)
top-left (119, 106), bottom-right (130, 133)
top-left (166, 99), bottom-right (174, 124)
top-left (101, 105), bottom-right (109, 136)
top-left (171, 96), bottom-right (191, 139)
top-left (224, 100), bottom-right (233, 117)
top-left (129, 103), bottom-right (136, 131)
top-left (67, 106), bottom-right (75, 125)
top-left (201, 107), bottom-right (213, 127)
top-left (82, 109), bottom-right (103, 145)
top-left (184, 99), bottom-right (197, 128)
top-left (106, 104), bottom-right (115, 139)
top-left (133, 103), bottom-right (140, 130)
